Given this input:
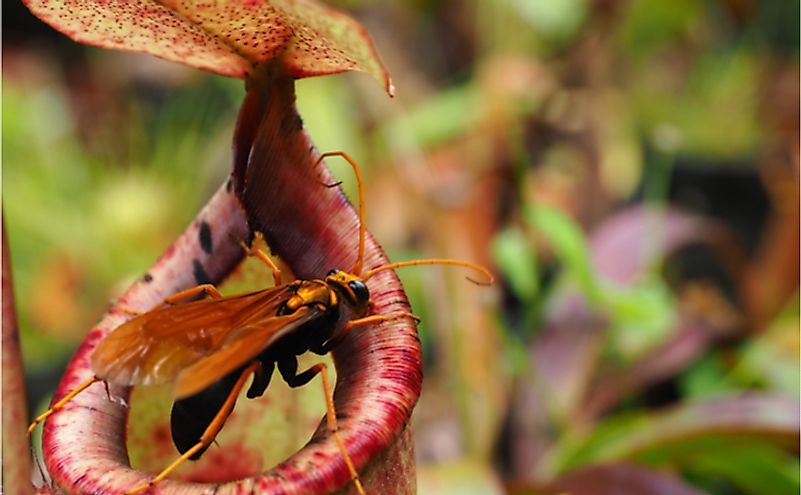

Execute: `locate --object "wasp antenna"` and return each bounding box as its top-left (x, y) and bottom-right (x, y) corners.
top-left (315, 152), bottom-right (366, 276)
top-left (363, 259), bottom-right (494, 286)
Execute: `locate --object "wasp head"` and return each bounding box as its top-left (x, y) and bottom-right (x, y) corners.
top-left (326, 269), bottom-right (371, 310)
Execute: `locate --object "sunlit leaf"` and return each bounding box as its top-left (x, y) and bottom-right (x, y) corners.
top-left (4, 74), bottom-right (233, 369)
top-left (418, 460), bottom-right (505, 495)
top-left (630, 48), bottom-right (762, 157)
top-left (603, 277), bottom-right (676, 358)
top-left (585, 206), bottom-right (741, 359)
top-left (732, 309), bottom-right (800, 395)
top-left (506, 0), bottom-right (588, 41)
top-left (583, 301), bottom-right (743, 420)
top-left (391, 85), bottom-right (479, 149)
top-left (525, 205), bottom-right (679, 358)
top-left (618, 0), bottom-right (701, 59)
top-left (524, 204), bottom-right (601, 305)
top-left (492, 227), bottom-right (539, 301)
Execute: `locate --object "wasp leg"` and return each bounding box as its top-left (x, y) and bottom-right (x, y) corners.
top-left (28, 376), bottom-right (103, 434)
top-left (141, 284), bottom-right (225, 314)
top-left (164, 284), bottom-right (223, 304)
top-left (278, 358), bottom-right (365, 495)
top-left (239, 232), bottom-right (282, 286)
top-left (127, 361), bottom-right (260, 494)
top-left (129, 284), bottom-right (222, 314)
top-left (318, 312), bottom-right (420, 353)
top-left (246, 360), bottom-right (274, 399)
top-left (115, 284), bottom-right (223, 316)
top-left (344, 311), bottom-right (420, 331)
top-left (117, 306), bottom-right (145, 316)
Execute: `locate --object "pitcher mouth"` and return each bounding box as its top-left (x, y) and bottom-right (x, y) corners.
top-left (40, 63), bottom-right (421, 495)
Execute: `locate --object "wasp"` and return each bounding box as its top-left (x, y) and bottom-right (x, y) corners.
top-left (28, 151), bottom-right (492, 494)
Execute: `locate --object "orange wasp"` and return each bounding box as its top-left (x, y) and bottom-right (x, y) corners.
top-left (28, 151), bottom-right (492, 495)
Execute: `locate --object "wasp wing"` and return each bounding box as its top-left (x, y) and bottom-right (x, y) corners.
top-left (91, 284), bottom-right (310, 388)
top-left (172, 306), bottom-right (315, 399)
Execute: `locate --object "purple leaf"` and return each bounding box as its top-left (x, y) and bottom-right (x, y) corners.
top-left (589, 206), bottom-right (742, 284)
top-left (552, 393), bottom-right (799, 473)
top-left (546, 463), bottom-right (706, 495)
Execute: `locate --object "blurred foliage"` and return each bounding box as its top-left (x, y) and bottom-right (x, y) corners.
top-left (4, 58), bottom-right (240, 374)
top-left (4, 0), bottom-right (798, 494)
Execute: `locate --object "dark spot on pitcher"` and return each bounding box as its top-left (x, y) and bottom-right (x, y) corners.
top-left (193, 259), bottom-right (212, 286)
top-left (199, 221), bottom-right (213, 255)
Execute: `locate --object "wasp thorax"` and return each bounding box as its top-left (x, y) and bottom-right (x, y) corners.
top-left (325, 269), bottom-right (371, 308)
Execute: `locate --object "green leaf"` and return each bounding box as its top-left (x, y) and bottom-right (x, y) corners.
top-left (390, 85), bottom-right (479, 150)
top-left (603, 277), bottom-right (676, 359)
top-left (618, 0), bottom-right (701, 59)
top-left (491, 228), bottom-right (539, 301)
top-left (505, 0), bottom-right (588, 41)
top-left (524, 205), bottom-right (602, 305)
top-left (549, 394), bottom-right (799, 476)
top-left (681, 353), bottom-right (738, 398)
top-left (639, 437), bottom-right (800, 495)
top-left (731, 299), bottom-right (800, 395)
top-left (418, 460), bottom-right (505, 495)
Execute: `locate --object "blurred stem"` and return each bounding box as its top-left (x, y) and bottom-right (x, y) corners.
top-left (644, 149), bottom-right (675, 207)
top-left (2, 216), bottom-right (34, 495)
top-left (642, 148), bottom-right (676, 271)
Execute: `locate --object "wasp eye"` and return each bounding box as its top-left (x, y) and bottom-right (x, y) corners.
top-left (327, 269), bottom-right (339, 277)
top-left (348, 280), bottom-right (370, 303)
